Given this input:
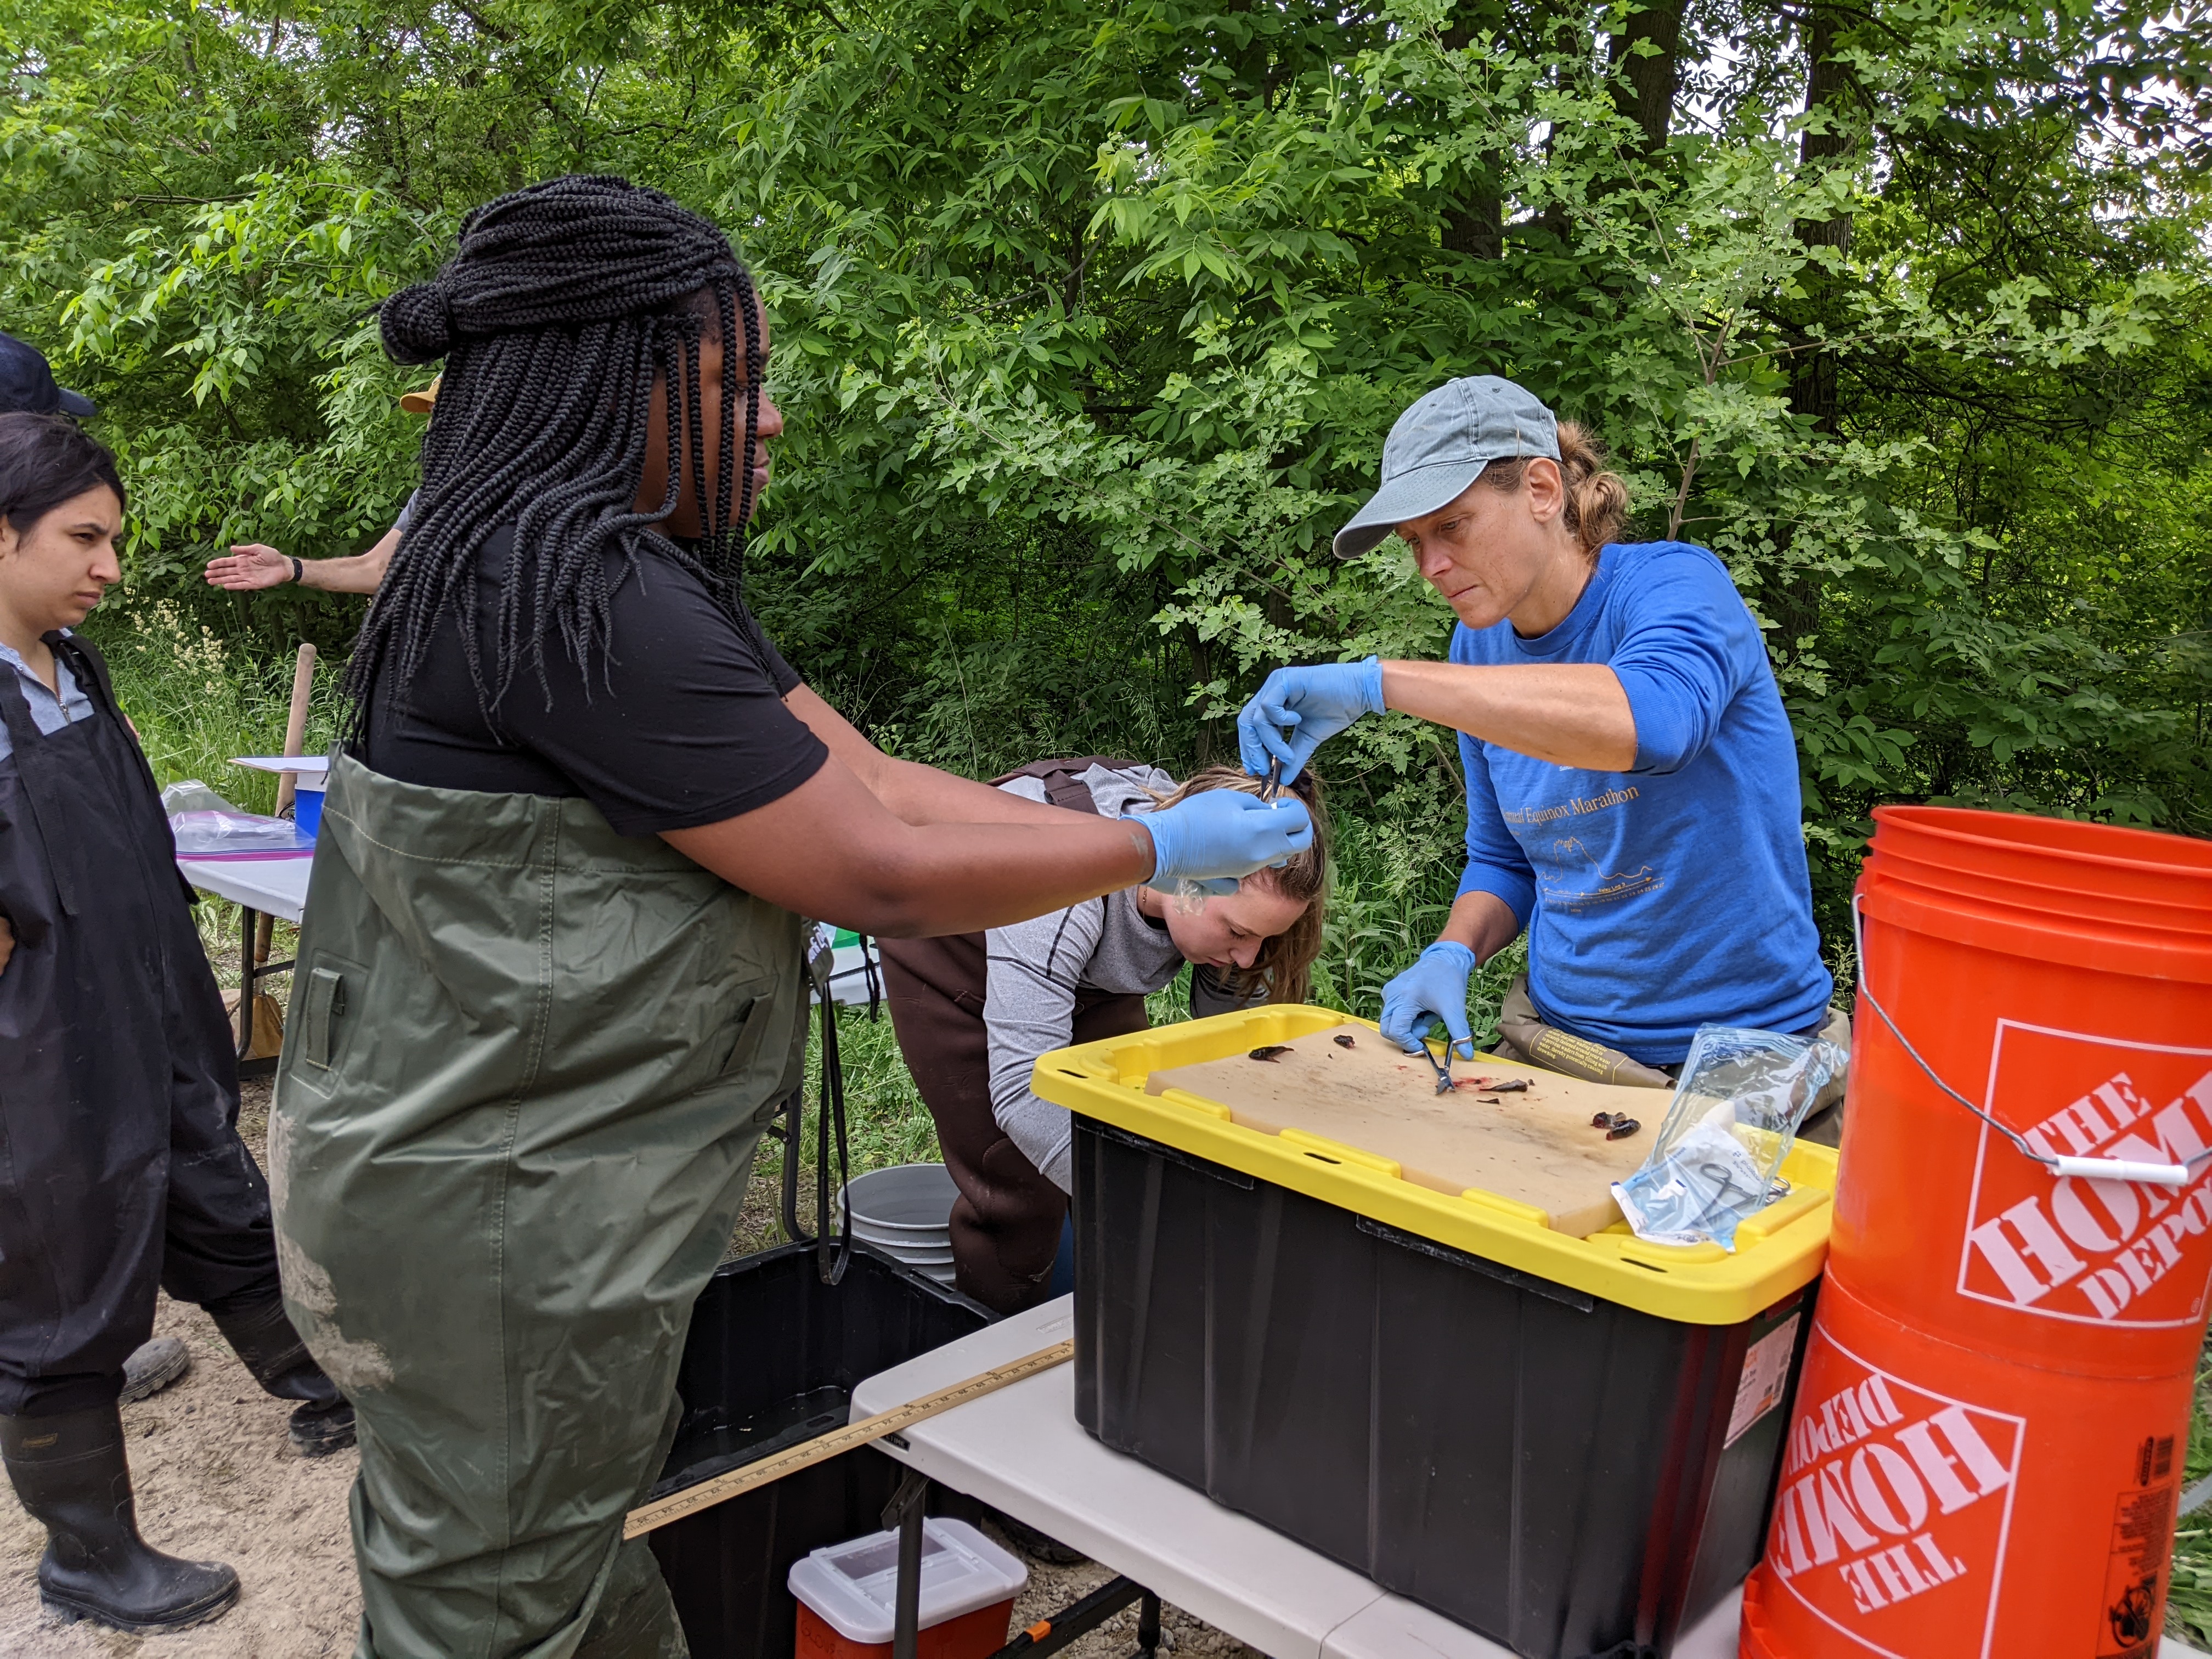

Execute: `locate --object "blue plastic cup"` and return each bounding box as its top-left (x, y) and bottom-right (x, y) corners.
top-left (294, 784), bottom-right (325, 840)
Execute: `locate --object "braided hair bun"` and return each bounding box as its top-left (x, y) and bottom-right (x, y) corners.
top-left (379, 283), bottom-right (458, 363)
top-left (348, 174), bottom-right (766, 725)
top-left (379, 177), bottom-right (741, 364)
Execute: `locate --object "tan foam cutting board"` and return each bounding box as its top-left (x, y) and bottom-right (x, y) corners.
top-left (1144, 1022), bottom-right (1662, 1237)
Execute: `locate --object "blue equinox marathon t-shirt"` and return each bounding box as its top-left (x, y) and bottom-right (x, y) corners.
top-left (1449, 539), bottom-right (1832, 1065)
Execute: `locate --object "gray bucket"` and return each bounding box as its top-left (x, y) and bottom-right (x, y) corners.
top-left (838, 1163), bottom-right (957, 1285)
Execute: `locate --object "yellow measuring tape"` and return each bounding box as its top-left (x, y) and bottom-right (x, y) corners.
top-left (623, 1339), bottom-right (1074, 1539)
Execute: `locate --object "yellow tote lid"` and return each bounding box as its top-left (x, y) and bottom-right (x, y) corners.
top-left (1032, 1004), bottom-right (1835, 1325)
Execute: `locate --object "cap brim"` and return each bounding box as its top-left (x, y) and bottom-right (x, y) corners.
top-left (57, 387), bottom-right (95, 417)
top-left (1331, 461), bottom-right (1486, 558)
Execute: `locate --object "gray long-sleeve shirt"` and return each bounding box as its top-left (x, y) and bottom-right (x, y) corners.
top-left (984, 764), bottom-right (1186, 1192)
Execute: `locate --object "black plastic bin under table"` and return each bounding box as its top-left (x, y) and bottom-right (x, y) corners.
top-left (647, 1239), bottom-right (992, 1659)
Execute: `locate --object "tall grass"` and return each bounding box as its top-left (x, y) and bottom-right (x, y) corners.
top-left (94, 602), bottom-right (348, 814)
top-left (2168, 1362), bottom-right (2212, 1644)
top-left (91, 603), bottom-right (346, 989)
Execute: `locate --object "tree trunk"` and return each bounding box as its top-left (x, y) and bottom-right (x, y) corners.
top-left (1440, 10), bottom-right (1504, 258)
top-left (1793, 2), bottom-right (1854, 258)
top-left (1533, 16), bottom-right (1590, 246)
top-left (1187, 630), bottom-right (1218, 766)
top-left (1769, 2), bottom-right (1859, 655)
top-left (1607, 0), bottom-right (1684, 153)
top-left (1788, 1), bottom-right (1855, 436)
top-left (1441, 193), bottom-right (1504, 259)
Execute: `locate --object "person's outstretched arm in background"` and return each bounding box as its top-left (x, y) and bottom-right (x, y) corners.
top-left (204, 518), bottom-right (399, 595)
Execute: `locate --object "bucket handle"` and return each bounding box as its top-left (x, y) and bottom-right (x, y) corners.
top-left (1850, 896), bottom-right (2202, 1189)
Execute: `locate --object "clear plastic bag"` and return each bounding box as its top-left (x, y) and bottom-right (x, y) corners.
top-left (162, 780), bottom-right (306, 853)
top-left (160, 780), bottom-right (242, 817)
top-left (1611, 1024), bottom-right (1847, 1251)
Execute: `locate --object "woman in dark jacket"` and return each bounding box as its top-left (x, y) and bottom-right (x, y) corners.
top-left (0, 413), bottom-right (353, 1635)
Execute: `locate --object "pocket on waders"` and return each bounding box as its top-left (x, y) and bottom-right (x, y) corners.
top-left (282, 951), bottom-right (370, 1097)
top-left (694, 980), bottom-right (799, 1126)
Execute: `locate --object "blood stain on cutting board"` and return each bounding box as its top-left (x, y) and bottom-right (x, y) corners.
top-left (1145, 1023), bottom-right (1662, 1237)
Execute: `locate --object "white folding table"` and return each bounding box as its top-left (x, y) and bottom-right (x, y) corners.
top-left (853, 1298), bottom-right (1746, 1659)
top-left (855, 1301), bottom-right (2212, 1658)
top-left (178, 851), bottom-right (312, 924)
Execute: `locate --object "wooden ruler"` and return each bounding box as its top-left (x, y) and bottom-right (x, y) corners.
top-left (623, 1338), bottom-right (1074, 1539)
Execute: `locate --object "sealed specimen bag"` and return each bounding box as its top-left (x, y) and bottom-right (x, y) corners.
top-left (1611, 1024), bottom-right (1847, 1250)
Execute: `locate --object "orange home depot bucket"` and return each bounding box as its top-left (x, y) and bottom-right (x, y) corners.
top-left (1834, 806), bottom-right (2212, 1379)
top-left (1739, 1274), bottom-right (2191, 1659)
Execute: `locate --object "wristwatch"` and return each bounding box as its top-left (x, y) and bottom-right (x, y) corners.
top-left (289, 557), bottom-right (303, 585)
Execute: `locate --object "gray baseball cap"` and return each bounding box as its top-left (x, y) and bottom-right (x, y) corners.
top-left (1333, 375), bottom-right (1558, 558)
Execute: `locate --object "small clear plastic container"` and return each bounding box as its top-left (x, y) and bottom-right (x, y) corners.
top-left (787, 1516), bottom-right (1026, 1658)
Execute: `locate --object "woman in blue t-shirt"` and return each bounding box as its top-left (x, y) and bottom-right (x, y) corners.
top-left (1237, 376), bottom-right (1843, 1112)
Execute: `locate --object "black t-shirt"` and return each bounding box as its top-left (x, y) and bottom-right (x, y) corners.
top-left (357, 525), bottom-right (827, 837)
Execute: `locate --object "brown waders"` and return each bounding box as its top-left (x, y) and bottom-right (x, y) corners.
top-left (1491, 974), bottom-right (1852, 1144)
top-left (878, 759), bottom-right (1151, 1316)
top-left (270, 754), bottom-right (807, 1659)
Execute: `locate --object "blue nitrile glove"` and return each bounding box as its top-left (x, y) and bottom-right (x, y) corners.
top-left (1379, 941), bottom-right (1477, 1060)
top-left (1137, 792), bottom-right (1315, 896)
top-left (1237, 657), bottom-right (1386, 785)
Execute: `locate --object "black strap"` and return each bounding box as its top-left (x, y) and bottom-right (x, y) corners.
top-left (860, 934), bottom-right (882, 1020)
top-left (808, 940), bottom-right (854, 1285)
top-left (47, 633), bottom-right (201, 910)
top-left (0, 659), bottom-right (81, 917)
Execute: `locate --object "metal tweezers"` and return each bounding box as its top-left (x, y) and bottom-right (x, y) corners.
top-left (1420, 1040), bottom-right (1455, 1094)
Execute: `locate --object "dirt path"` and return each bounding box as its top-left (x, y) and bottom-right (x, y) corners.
top-left (0, 1288), bottom-right (362, 1658)
top-left (0, 1081), bottom-right (1261, 1657)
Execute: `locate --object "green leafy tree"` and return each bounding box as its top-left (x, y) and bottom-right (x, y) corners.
top-left (5, 0), bottom-right (2207, 994)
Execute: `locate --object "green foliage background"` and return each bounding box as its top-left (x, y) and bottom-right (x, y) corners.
top-left (7, 0), bottom-right (2209, 993)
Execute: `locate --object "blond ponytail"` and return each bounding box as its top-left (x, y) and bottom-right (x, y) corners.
top-left (1479, 419), bottom-right (1631, 557)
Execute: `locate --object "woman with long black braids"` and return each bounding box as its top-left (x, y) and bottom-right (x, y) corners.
top-left (270, 175), bottom-right (1308, 1659)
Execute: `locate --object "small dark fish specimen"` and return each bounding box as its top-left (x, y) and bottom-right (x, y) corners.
top-left (1488, 1079), bottom-right (1530, 1094)
top-left (1606, 1119), bottom-right (1642, 1141)
top-left (1333, 1033), bottom-right (1357, 1048)
top-left (1249, 1045), bottom-right (1294, 1063)
top-left (1591, 1112), bottom-right (1616, 1128)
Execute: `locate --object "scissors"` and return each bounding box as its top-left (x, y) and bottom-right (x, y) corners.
top-left (1259, 755), bottom-right (1283, 802)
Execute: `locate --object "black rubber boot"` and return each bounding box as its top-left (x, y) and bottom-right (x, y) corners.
top-left (0, 1405), bottom-right (239, 1633)
top-left (207, 1298), bottom-right (356, 1457)
top-left (119, 1336), bottom-right (191, 1404)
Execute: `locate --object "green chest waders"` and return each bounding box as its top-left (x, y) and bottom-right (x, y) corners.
top-left (270, 755), bottom-right (806, 1659)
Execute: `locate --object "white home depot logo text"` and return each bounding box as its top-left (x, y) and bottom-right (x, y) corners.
top-left (1772, 1373), bottom-right (2017, 1616)
top-left (1959, 1025), bottom-right (2212, 1329)
top-left (1768, 1331), bottom-right (2024, 1658)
